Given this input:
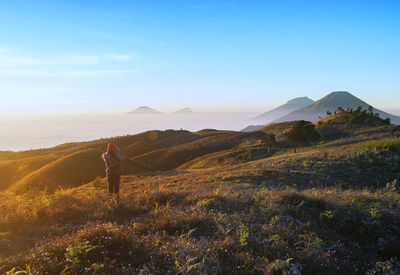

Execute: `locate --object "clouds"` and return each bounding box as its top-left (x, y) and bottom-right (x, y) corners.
top-left (104, 53), bottom-right (134, 61)
top-left (0, 68), bottom-right (137, 77)
top-left (0, 45), bottom-right (8, 54)
top-left (0, 45), bottom-right (44, 67)
top-left (0, 45), bottom-right (137, 77)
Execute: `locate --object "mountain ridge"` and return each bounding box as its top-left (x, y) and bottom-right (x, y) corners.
top-left (272, 91), bottom-right (400, 124)
top-left (253, 96), bottom-right (314, 123)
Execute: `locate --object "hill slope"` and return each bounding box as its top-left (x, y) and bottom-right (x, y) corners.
top-left (273, 91), bottom-right (400, 124)
top-left (8, 149), bottom-right (104, 194)
top-left (253, 97), bottom-right (314, 123)
top-left (131, 131), bottom-right (264, 170)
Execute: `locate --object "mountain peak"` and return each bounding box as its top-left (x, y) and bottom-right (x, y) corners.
top-left (321, 91), bottom-right (362, 103)
top-left (286, 96), bottom-right (314, 104)
top-left (128, 106), bottom-right (161, 114)
top-left (175, 107), bottom-right (195, 114)
top-left (326, 91), bottom-right (353, 98)
top-left (331, 91), bottom-right (350, 94)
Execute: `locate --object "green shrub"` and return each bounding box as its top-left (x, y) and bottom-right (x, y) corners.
top-left (358, 138), bottom-right (400, 153)
top-left (239, 224), bottom-right (250, 247)
top-left (235, 151), bottom-right (252, 162)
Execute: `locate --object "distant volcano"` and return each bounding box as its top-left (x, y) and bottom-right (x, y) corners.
top-left (128, 106), bottom-right (161, 114)
top-left (253, 97), bottom-right (314, 123)
top-left (243, 91), bottom-right (400, 131)
top-left (272, 91), bottom-right (400, 124)
top-left (174, 108), bottom-right (195, 114)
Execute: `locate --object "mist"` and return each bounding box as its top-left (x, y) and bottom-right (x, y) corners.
top-left (0, 112), bottom-right (257, 151)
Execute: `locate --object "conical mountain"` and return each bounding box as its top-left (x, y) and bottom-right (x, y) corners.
top-left (253, 97), bottom-right (314, 123)
top-left (128, 106), bottom-right (161, 114)
top-left (272, 91), bottom-right (400, 124)
top-left (174, 107), bottom-right (195, 114)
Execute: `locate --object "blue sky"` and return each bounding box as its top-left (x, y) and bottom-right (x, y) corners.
top-left (0, 0), bottom-right (399, 115)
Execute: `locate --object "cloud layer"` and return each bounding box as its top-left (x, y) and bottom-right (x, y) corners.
top-left (0, 45), bottom-right (136, 77)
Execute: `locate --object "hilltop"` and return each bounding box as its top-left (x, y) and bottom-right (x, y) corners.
top-left (1, 116), bottom-right (400, 274)
top-left (253, 97), bottom-right (314, 123)
top-left (273, 91), bottom-right (400, 124)
top-left (128, 106), bottom-right (161, 114)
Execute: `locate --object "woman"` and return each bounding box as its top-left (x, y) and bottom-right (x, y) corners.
top-left (102, 142), bottom-right (125, 197)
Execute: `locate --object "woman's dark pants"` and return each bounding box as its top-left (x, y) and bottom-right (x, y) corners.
top-left (108, 173), bottom-right (120, 195)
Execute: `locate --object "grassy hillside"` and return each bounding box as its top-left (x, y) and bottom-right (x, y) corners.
top-left (0, 120), bottom-right (400, 274)
top-left (132, 131), bottom-right (264, 170)
top-left (315, 111), bottom-right (390, 128)
top-left (1, 130), bottom-right (265, 193)
top-left (259, 121), bottom-right (298, 142)
top-left (8, 149), bottom-right (104, 194)
top-left (1, 130), bottom-right (195, 192)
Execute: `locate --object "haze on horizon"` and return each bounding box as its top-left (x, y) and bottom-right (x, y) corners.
top-left (0, 0), bottom-right (399, 116)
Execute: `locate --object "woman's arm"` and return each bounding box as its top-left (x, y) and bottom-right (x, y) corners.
top-left (102, 153), bottom-right (110, 173)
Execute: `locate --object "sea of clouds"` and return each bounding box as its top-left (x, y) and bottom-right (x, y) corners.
top-left (0, 112), bottom-right (258, 151)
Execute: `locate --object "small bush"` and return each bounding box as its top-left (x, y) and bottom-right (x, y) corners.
top-left (358, 138), bottom-right (400, 153)
top-left (235, 151), bottom-right (253, 162)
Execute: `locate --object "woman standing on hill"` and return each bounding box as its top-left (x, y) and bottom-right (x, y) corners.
top-left (102, 142), bottom-right (125, 197)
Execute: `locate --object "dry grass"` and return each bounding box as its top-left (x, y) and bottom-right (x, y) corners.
top-left (1, 164), bottom-right (399, 274)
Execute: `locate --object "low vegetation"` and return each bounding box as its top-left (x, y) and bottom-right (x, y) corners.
top-left (1, 174), bottom-right (399, 274)
top-left (358, 138), bottom-right (400, 153)
top-left (318, 106), bottom-right (391, 128)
